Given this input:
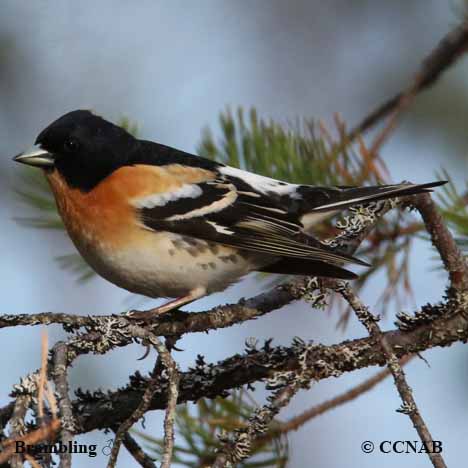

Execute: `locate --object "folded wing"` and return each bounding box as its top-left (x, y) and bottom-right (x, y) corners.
top-left (130, 154), bottom-right (445, 280)
top-left (133, 166), bottom-right (367, 278)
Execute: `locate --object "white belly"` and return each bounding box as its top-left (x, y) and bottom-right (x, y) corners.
top-left (73, 230), bottom-right (264, 298)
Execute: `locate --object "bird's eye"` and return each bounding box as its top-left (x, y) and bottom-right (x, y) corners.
top-left (64, 138), bottom-right (80, 152)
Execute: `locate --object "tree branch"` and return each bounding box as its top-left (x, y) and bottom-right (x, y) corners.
top-left (347, 19), bottom-right (468, 142)
top-left (106, 330), bottom-right (179, 468)
top-left (69, 293), bottom-right (468, 436)
top-left (213, 378), bottom-right (302, 467)
top-left (119, 431), bottom-right (157, 468)
top-left (336, 282), bottom-right (447, 468)
top-left (261, 355), bottom-right (412, 442)
top-left (52, 342), bottom-right (74, 468)
top-left (414, 193), bottom-right (468, 290)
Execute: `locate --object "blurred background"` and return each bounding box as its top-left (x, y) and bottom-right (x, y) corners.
top-left (1, 1), bottom-right (468, 467)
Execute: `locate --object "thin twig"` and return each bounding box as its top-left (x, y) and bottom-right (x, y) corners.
top-left (336, 282), bottom-right (447, 468)
top-left (45, 380), bottom-right (58, 419)
top-left (106, 356), bottom-right (161, 468)
top-left (367, 84), bottom-right (418, 157)
top-left (122, 326), bottom-right (180, 468)
top-left (53, 342), bottom-right (75, 468)
top-left (159, 352), bottom-right (180, 468)
top-left (37, 330), bottom-right (48, 421)
top-left (414, 193), bottom-right (468, 290)
top-left (106, 332), bottom-right (179, 468)
top-left (8, 396), bottom-right (29, 468)
top-left (261, 355), bottom-right (412, 443)
top-left (212, 369), bottom-right (307, 467)
top-left (2, 331), bottom-right (61, 468)
top-left (347, 19), bottom-right (468, 142)
top-left (116, 430), bottom-right (158, 468)
top-left (0, 283), bottom-right (314, 336)
top-left (0, 419), bottom-right (61, 465)
top-left (24, 453), bottom-right (43, 468)
top-left (38, 330), bottom-right (53, 468)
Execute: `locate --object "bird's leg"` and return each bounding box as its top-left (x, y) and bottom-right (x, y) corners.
top-left (147, 286), bottom-right (207, 315)
top-left (127, 286), bottom-right (206, 321)
top-left (149, 287), bottom-right (206, 315)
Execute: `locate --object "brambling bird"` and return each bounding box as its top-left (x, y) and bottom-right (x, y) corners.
top-left (14, 110), bottom-right (444, 315)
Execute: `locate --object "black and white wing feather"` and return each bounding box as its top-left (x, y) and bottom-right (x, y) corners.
top-left (134, 165), bottom-right (367, 270)
top-left (131, 143), bottom-right (445, 279)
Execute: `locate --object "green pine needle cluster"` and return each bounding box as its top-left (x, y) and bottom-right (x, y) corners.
top-left (198, 108), bottom-right (382, 187)
top-left (133, 390), bottom-right (288, 467)
top-left (433, 170), bottom-right (468, 253)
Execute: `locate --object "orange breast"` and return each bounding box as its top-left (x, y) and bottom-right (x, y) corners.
top-left (46, 164), bottom-right (215, 250)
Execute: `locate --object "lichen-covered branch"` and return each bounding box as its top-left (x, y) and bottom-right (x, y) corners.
top-left (0, 280), bottom-right (313, 337)
top-left (106, 354), bottom-right (161, 468)
top-left (213, 383), bottom-right (299, 467)
top-left (336, 282), bottom-right (448, 468)
top-left (213, 337), bottom-right (315, 466)
top-left (414, 193), bottom-right (468, 290)
top-left (106, 331), bottom-right (179, 468)
top-left (67, 292), bottom-right (468, 436)
top-left (7, 396), bottom-right (29, 468)
top-left (261, 355), bottom-right (412, 442)
top-left (52, 342), bottom-right (74, 468)
top-left (119, 431), bottom-right (157, 468)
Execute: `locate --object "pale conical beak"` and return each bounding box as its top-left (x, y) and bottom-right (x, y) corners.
top-left (13, 145), bottom-right (55, 168)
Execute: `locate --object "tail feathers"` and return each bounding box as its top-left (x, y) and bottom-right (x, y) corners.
top-left (299, 233), bottom-right (370, 267)
top-left (265, 180), bottom-right (447, 280)
top-left (306, 180), bottom-right (446, 213)
top-left (259, 258), bottom-right (358, 279)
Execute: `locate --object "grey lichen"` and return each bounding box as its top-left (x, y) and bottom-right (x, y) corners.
top-left (396, 289), bottom-right (468, 332)
top-left (396, 401), bottom-right (416, 415)
top-left (299, 277), bottom-right (328, 309)
top-left (324, 200), bottom-right (389, 249)
top-left (11, 372), bottom-right (40, 400)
